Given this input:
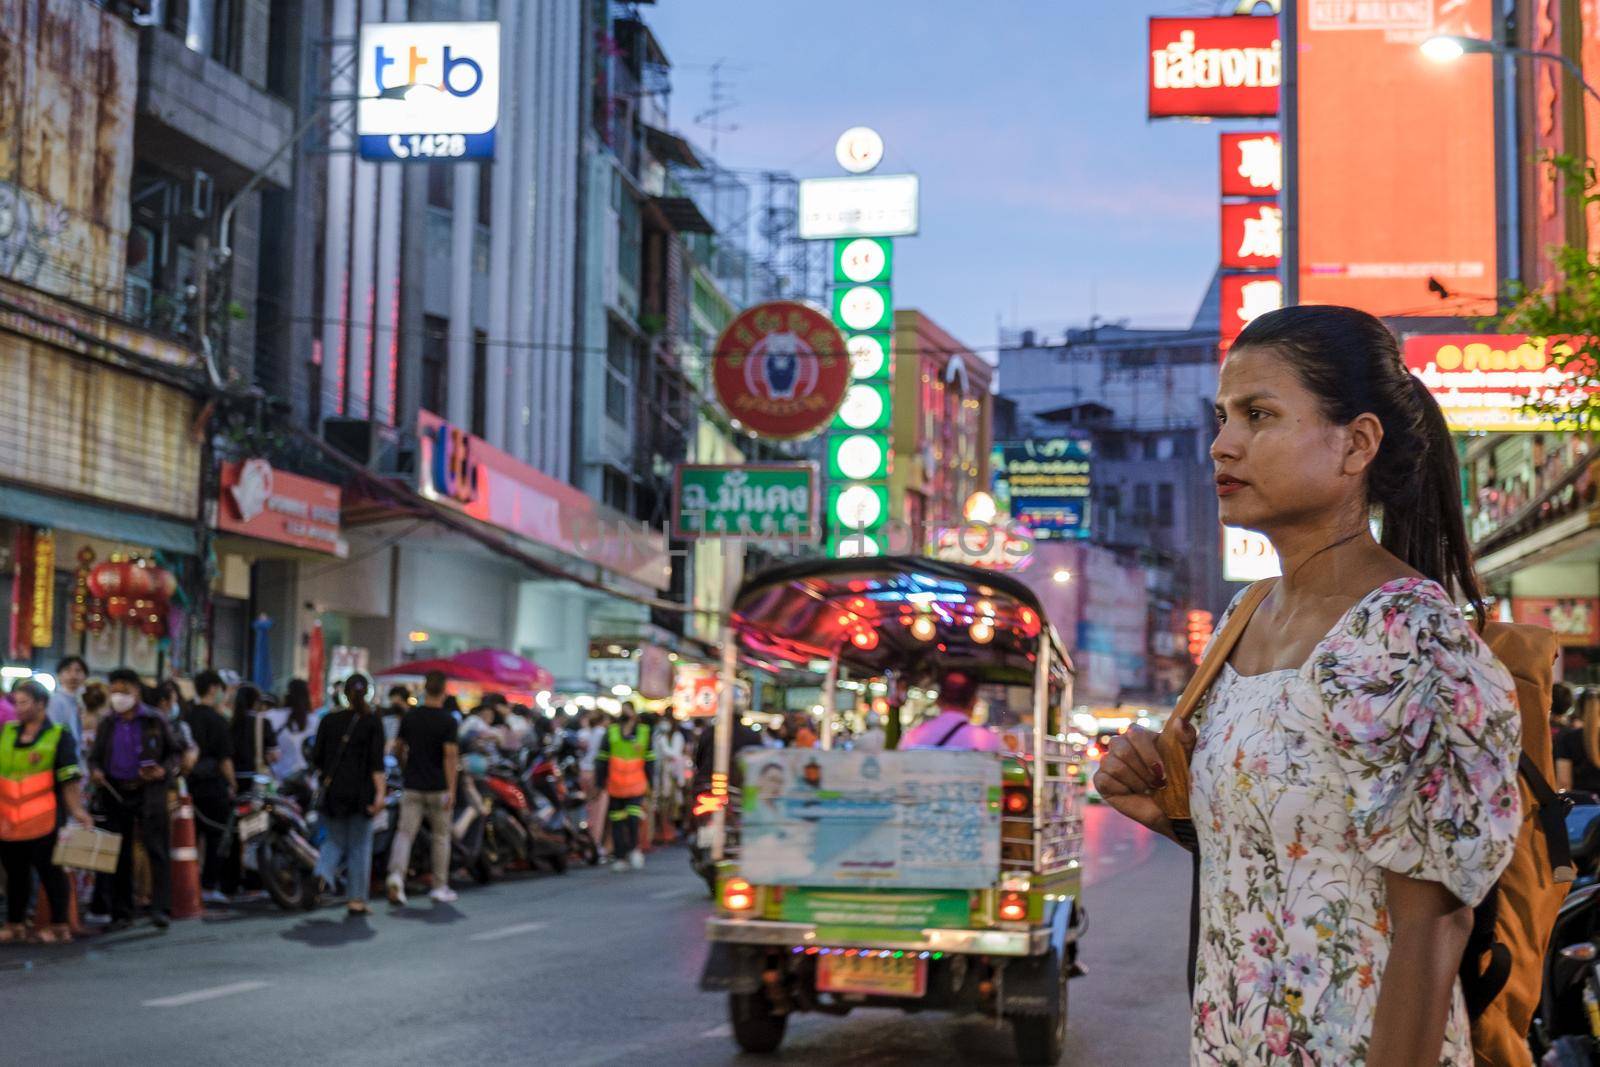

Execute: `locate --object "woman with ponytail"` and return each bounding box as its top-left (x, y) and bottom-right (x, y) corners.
top-left (1555, 689), bottom-right (1600, 795)
top-left (309, 674), bottom-right (386, 915)
top-left (1095, 305), bottom-right (1521, 1065)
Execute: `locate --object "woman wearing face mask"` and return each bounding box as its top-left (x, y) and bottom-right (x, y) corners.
top-left (1, 680), bottom-right (93, 944)
top-left (309, 674), bottom-right (386, 915)
top-left (1095, 306), bottom-right (1521, 1066)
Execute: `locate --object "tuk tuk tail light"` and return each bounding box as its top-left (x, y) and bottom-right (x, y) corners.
top-left (998, 891), bottom-right (1028, 922)
top-left (1003, 786), bottom-right (1032, 816)
top-left (723, 878), bottom-right (756, 912)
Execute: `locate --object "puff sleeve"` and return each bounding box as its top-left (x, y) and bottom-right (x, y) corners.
top-left (1312, 579), bottom-right (1521, 907)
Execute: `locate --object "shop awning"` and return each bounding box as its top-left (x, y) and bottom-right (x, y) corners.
top-left (650, 195), bottom-right (714, 234)
top-left (0, 482), bottom-right (197, 554)
top-left (642, 124), bottom-right (702, 169)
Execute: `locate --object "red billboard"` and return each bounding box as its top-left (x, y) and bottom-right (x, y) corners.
top-left (1220, 131), bottom-right (1282, 197)
top-left (1221, 201), bottom-right (1282, 269)
top-left (217, 459), bottom-right (347, 557)
top-left (1148, 17), bottom-right (1281, 119)
top-left (1295, 1), bottom-right (1498, 315)
top-left (1220, 273), bottom-right (1284, 349)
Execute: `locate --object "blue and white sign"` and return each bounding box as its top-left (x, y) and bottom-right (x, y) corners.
top-left (357, 22), bottom-right (500, 162)
top-left (991, 438), bottom-right (1092, 541)
top-left (738, 750), bottom-right (1001, 889)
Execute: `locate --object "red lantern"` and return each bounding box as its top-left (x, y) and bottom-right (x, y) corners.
top-left (87, 561), bottom-right (177, 603)
top-left (139, 616), bottom-right (165, 638)
top-left (105, 595), bottom-right (131, 620)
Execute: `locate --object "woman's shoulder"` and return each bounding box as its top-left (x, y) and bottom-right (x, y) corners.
top-left (1312, 576), bottom-right (1512, 705)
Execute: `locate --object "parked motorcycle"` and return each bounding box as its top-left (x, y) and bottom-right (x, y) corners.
top-left (232, 773), bottom-right (321, 911)
top-left (522, 745), bottom-right (600, 867)
top-left (478, 759), bottom-right (570, 876)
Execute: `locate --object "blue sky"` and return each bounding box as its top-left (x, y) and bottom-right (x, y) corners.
top-left (648, 0), bottom-right (1249, 353)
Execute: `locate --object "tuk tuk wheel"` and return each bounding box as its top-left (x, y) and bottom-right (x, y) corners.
top-left (1010, 953), bottom-right (1069, 1065)
top-left (728, 990), bottom-right (787, 1054)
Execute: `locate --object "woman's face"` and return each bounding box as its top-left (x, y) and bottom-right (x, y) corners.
top-left (1210, 346), bottom-right (1380, 535)
top-left (12, 689), bottom-right (43, 722)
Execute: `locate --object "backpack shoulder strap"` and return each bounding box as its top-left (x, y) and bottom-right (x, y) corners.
top-left (1153, 579), bottom-right (1275, 821)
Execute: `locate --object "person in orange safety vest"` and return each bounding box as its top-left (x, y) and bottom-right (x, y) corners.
top-left (1, 679), bottom-right (92, 945)
top-left (595, 706), bottom-right (655, 871)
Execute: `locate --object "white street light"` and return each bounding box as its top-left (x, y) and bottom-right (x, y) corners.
top-left (1420, 34), bottom-right (1600, 104)
top-left (1051, 569), bottom-right (1073, 584)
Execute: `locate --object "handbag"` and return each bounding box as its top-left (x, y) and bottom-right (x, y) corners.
top-left (1150, 578), bottom-right (1273, 992)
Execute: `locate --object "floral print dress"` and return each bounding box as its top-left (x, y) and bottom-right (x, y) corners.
top-left (1188, 578), bottom-right (1522, 1065)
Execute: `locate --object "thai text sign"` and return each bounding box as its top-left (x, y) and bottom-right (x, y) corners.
top-left (738, 750), bottom-right (1001, 890)
top-left (671, 463), bottom-right (818, 539)
top-left (991, 439), bottom-right (1092, 540)
top-left (798, 175), bottom-right (921, 240)
top-left (217, 459), bottom-right (347, 557)
top-left (417, 410), bottom-right (668, 589)
top-left (1403, 335), bottom-right (1591, 432)
top-left (1148, 16), bottom-right (1281, 118)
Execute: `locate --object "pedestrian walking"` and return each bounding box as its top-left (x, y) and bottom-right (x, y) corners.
top-left (595, 705), bottom-right (654, 871)
top-left (1096, 305), bottom-right (1521, 1066)
top-left (0, 679), bottom-right (93, 944)
top-left (382, 685), bottom-right (411, 748)
top-left (1556, 689), bottom-right (1600, 795)
top-left (577, 711), bottom-right (607, 851)
top-left (89, 668), bottom-right (184, 931)
top-left (182, 669), bottom-right (236, 906)
top-left (653, 716), bottom-right (687, 843)
top-left (266, 679), bottom-right (318, 781)
top-left (46, 654), bottom-right (88, 749)
top-left (387, 670), bottom-right (459, 906)
top-left (229, 683), bottom-right (280, 782)
top-left (310, 675), bottom-right (386, 915)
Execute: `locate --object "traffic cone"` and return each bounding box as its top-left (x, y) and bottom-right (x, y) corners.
top-left (169, 782), bottom-right (202, 920)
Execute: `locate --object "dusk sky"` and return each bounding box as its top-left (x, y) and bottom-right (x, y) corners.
top-left (649, 0), bottom-right (1249, 354)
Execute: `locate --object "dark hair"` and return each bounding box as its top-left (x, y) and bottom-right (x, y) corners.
top-left (442, 694), bottom-right (460, 714)
top-left (1553, 682), bottom-right (1576, 720)
top-left (234, 683), bottom-right (262, 715)
top-left (11, 678), bottom-right (50, 708)
top-left (81, 683), bottom-right (108, 713)
top-left (285, 678), bottom-right (312, 732)
top-left (1232, 305), bottom-right (1484, 618)
top-left (388, 684), bottom-right (411, 702)
top-left (939, 668), bottom-right (980, 710)
top-left (343, 674), bottom-right (371, 715)
top-left (107, 667), bottom-right (142, 687)
top-left (56, 654), bottom-right (87, 675)
top-left (141, 684), bottom-right (163, 706)
top-left (193, 669), bottom-right (225, 700)
top-left (424, 670), bottom-right (448, 698)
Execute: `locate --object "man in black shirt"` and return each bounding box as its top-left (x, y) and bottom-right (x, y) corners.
top-left (183, 669), bottom-right (236, 905)
top-left (386, 670), bottom-right (459, 906)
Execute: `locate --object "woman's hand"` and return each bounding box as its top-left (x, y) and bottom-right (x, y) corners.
top-left (1093, 724), bottom-right (1187, 841)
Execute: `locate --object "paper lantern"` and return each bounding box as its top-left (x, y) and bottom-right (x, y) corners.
top-left (105, 595), bottom-right (131, 620)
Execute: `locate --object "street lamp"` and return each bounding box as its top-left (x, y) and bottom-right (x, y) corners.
top-left (1421, 34), bottom-right (1600, 105)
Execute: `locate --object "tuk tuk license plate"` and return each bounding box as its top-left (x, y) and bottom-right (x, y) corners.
top-left (817, 954), bottom-right (927, 998)
top-left (236, 812), bottom-right (269, 842)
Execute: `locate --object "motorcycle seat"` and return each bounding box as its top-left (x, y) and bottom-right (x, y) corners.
top-left (1566, 804), bottom-right (1600, 866)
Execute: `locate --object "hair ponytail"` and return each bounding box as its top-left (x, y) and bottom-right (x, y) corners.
top-left (1232, 305), bottom-right (1485, 621)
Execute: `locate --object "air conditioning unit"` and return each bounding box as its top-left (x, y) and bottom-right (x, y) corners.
top-left (323, 417), bottom-right (402, 469)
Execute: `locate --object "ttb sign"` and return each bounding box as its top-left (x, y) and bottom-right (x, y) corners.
top-left (672, 464), bottom-right (818, 539)
top-left (358, 22), bottom-right (500, 162)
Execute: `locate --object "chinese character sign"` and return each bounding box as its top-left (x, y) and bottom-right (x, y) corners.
top-left (1220, 273), bottom-right (1284, 349)
top-left (1220, 132), bottom-right (1282, 196)
top-left (1221, 202), bottom-right (1282, 269)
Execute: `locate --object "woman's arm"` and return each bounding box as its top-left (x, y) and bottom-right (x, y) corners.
top-left (1366, 870), bottom-right (1474, 1067)
top-left (1557, 757), bottom-right (1575, 792)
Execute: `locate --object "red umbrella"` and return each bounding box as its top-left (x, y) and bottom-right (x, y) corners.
top-left (372, 657), bottom-right (501, 685)
top-left (445, 649), bottom-right (554, 691)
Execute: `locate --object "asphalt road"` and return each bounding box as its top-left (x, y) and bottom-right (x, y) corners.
top-left (2, 805), bottom-right (1191, 1066)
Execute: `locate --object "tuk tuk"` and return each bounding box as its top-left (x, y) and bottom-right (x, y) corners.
top-left (699, 556), bottom-right (1086, 1064)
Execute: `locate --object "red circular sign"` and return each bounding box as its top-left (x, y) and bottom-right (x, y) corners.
top-left (712, 301), bottom-right (850, 440)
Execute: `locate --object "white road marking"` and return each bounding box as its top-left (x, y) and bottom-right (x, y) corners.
top-left (467, 921), bottom-right (549, 942)
top-left (648, 886), bottom-right (698, 901)
top-left (700, 1024), bottom-right (732, 1039)
top-left (143, 980), bottom-right (270, 1008)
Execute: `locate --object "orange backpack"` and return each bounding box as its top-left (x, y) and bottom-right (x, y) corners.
top-left (1154, 580), bottom-right (1570, 1067)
